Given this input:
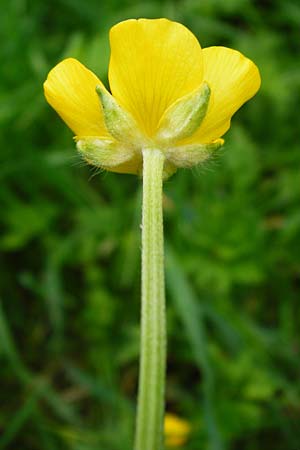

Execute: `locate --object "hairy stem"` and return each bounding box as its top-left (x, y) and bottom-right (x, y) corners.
top-left (134, 148), bottom-right (166, 450)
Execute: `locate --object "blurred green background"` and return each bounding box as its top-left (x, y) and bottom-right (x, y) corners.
top-left (1, 0), bottom-right (300, 449)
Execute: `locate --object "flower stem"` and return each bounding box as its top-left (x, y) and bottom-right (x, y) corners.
top-left (134, 148), bottom-right (166, 450)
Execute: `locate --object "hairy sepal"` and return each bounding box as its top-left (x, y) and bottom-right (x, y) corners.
top-left (96, 86), bottom-right (145, 147)
top-left (76, 137), bottom-right (134, 168)
top-left (155, 82), bottom-right (211, 145)
top-left (166, 139), bottom-right (223, 168)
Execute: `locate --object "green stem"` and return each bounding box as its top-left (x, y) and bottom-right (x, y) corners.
top-left (134, 148), bottom-right (166, 450)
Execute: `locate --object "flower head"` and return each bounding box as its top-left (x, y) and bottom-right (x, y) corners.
top-left (44, 18), bottom-right (260, 178)
top-left (164, 413), bottom-right (191, 447)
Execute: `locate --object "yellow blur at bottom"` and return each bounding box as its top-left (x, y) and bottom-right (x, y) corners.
top-left (164, 413), bottom-right (192, 447)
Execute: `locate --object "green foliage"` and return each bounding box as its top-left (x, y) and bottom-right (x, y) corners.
top-left (0, 0), bottom-right (300, 449)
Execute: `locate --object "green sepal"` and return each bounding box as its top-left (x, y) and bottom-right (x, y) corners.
top-left (155, 82), bottom-right (211, 145)
top-left (166, 139), bottom-right (224, 168)
top-left (76, 137), bottom-right (134, 168)
top-left (96, 86), bottom-right (145, 146)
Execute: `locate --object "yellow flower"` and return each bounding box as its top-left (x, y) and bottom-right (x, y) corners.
top-left (44, 18), bottom-right (260, 177)
top-left (164, 413), bottom-right (192, 447)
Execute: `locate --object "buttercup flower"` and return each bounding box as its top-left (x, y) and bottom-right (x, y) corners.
top-left (164, 413), bottom-right (191, 447)
top-left (43, 19), bottom-right (261, 450)
top-left (44, 18), bottom-right (261, 179)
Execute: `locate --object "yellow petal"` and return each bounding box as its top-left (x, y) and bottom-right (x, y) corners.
top-left (187, 46), bottom-right (261, 143)
top-left (108, 18), bottom-right (203, 137)
top-left (44, 58), bottom-right (110, 138)
top-left (104, 157), bottom-right (142, 175)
